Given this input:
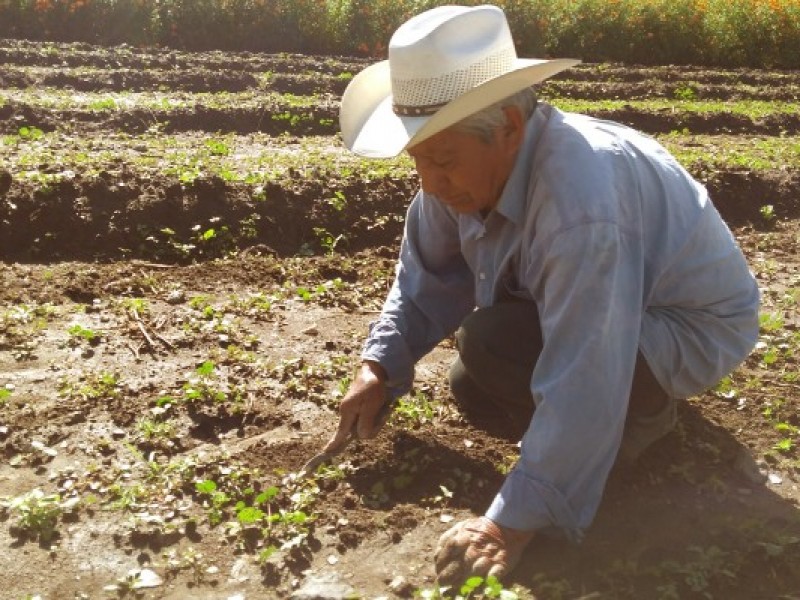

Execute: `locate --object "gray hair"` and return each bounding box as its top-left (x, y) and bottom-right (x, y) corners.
top-left (453, 87), bottom-right (538, 143)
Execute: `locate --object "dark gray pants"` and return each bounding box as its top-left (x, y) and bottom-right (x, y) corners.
top-left (449, 300), bottom-right (669, 439)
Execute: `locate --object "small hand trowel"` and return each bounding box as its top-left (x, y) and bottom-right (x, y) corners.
top-left (300, 401), bottom-right (393, 476)
top-left (300, 427), bottom-right (357, 475)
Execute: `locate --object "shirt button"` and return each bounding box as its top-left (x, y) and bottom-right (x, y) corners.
top-left (479, 272), bottom-right (486, 280)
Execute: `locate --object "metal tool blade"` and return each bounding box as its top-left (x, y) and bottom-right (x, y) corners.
top-left (300, 401), bottom-right (393, 476)
top-left (300, 429), bottom-right (356, 474)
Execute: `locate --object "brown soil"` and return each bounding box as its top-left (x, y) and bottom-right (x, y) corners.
top-left (1, 38), bottom-right (799, 600)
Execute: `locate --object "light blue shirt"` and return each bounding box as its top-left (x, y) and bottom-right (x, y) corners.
top-left (362, 103), bottom-right (759, 538)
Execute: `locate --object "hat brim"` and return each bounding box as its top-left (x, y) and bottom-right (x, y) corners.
top-left (340, 57), bottom-right (580, 158)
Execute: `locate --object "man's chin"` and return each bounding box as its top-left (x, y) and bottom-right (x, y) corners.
top-left (447, 201), bottom-right (476, 214)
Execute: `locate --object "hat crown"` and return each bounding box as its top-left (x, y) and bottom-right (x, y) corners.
top-left (389, 5), bottom-right (517, 114)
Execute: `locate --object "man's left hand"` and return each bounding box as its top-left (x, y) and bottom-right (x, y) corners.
top-left (434, 516), bottom-right (534, 587)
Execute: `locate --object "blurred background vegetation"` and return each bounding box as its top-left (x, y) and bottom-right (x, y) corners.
top-left (0, 0), bottom-right (799, 68)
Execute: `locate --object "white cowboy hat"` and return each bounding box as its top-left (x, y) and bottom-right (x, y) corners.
top-left (340, 4), bottom-right (580, 158)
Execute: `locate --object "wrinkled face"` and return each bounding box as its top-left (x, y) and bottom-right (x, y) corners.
top-left (407, 108), bottom-right (524, 215)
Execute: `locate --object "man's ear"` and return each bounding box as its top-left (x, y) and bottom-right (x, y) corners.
top-left (500, 105), bottom-right (525, 153)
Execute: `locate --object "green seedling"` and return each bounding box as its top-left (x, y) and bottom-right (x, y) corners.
top-left (205, 138), bottom-right (230, 156)
top-left (88, 97), bottom-right (117, 111)
top-left (195, 479), bottom-right (230, 525)
top-left (59, 371), bottom-right (120, 402)
top-left (673, 84), bottom-right (698, 101)
top-left (164, 547), bottom-right (213, 584)
top-left (137, 417), bottom-right (175, 441)
top-left (759, 311), bottom-right (784, 333)
top-left (0, 489), bottom-right (77, 543)
top-left (416, 575), bottom-right (519, 599)
top-left (108, 483), bottom-right (146, 512)
top-left (199, 227), bottom-right (217, 241)
top-left (713, 375), bottom-right (738, 399)
top-left (326, 190), bottom-right (347, 211)
top-left (313, 227), bottom-right (344, 254)
top-left (760, 204), bottom-right (776, 222)
top-left (182, 361), bottom-right (240, 404)
top-left (17, 125), bottom-right (44, 141)
top-left (392, 390), bottom-right (438, 426)
top-left (230, 292), bottom-right (274, 316)
top-left (120, 297), bottom-right (150, 317)
top-left (67, 324), bottom-right (99, 345)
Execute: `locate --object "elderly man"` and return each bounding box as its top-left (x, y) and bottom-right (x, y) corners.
top-left (324, 4), bottom-right (760, 586)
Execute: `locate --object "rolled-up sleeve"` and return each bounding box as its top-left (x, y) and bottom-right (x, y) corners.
top-left (362, 191), bottom-right (476, 398)
top-left (486, 222), bottom-right (644, 539)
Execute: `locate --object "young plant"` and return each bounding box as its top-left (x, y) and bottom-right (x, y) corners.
top-left (195, 479), bottom-right (230, 526)
top-left (59, 371), bottom-right (120, 402)
top-left (0, 489), bottom-right (77, 543)
top-left (313, 227), bottom-right (345, 254)
top-left (17, 125), bottom-right (44, 141)
top-left (392, 390), bottom-right (438, 427)
top-left (415, 575), bottom-right (519, 599)
top-left (326, 190), bottom-right (347, 211)
top-left (182, 360), bottom-right (240, 404)
top-left (67, 323), bottom-right (99, 346)
top-left (137, 417), bottom-right (176, 441)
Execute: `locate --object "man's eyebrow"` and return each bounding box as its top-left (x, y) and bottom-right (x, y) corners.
top-left (409, 148), bottom-right (456, 161)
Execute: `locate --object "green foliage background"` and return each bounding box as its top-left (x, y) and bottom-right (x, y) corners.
top-left (1, 0), bottom-right (799, 67)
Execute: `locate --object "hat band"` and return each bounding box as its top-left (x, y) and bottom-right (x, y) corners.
top-left (393, 102), bottom-right (448, 117)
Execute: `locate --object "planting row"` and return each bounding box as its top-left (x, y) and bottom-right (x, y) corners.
top-left (3, 129), bottom-right (799, 186)
top-left (0, 38), bottom-right (367, 77)
top-left (3, 37), bottom-right (800, 93)
top-left (0, 138), bottom-right (796, 261)
top-left (2, 65), bottom-right (800, 103)
top-left (3, 92), bottom-right (800, 138)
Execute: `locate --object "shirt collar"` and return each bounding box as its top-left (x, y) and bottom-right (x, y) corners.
top-left (492, 103), bottom-right (549, 226)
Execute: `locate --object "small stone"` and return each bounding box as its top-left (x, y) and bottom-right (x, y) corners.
top-left (111, 428), bottom-right (126, 439)
top-left (302, 325), bottom-right (319, 336)
top-left (388, 575), bottom-right (412, 594)
top-left (131, 568), bottom-right (163, 589)
top-left (291, 573), bottom-right (355, 600)
top-left (31, 440), bottom-right (57, 457)
top-left (229, 557), bottom-right (250, 583)
top-left (768, 473), bottom-right (783, 485)
top-left (166, 290), bottom-right (185, 304)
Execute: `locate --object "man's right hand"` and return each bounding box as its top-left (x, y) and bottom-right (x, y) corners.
top-left (323, 361), bottom-right (389, 453)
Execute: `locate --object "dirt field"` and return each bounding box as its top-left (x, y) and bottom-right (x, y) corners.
top-left (1, 39), bottom-right (799, 599)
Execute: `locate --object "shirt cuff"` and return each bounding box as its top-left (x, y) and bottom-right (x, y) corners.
top-left (361, 320), bottom-right (415, 399)
top-left (485, 468), bottom-right (585, 543)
